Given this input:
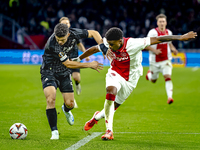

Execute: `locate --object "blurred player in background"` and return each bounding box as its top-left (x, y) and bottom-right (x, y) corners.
top-left (75, 27), bottom-right (197, 140)
top-left (145, 14), bottom-right (178, 104)
top-left (60, 17), bottom-right (90, 98)
top-left (40, 23), bottom-right (103, 140)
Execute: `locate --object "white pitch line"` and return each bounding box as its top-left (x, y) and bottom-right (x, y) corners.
top-left (65, 132), bottom-right (103, 150)
top-left (65, 131), bottom-right (200, 150)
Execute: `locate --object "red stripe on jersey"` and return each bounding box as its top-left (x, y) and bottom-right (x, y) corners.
top-left (155, 28), bottom-right (169, 62)
top-left (111, 37), bottom-right (130, 81)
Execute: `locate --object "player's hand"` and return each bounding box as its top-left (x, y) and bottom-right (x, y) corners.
top-left (90, 61), bottom-right (104, 73)
top-left (85, 57), bottom-right (90, 61)
top-left (172, 49), bottom-right (178, 55)
top-left (180, 31), bottom-right (197, 41)
top-left (71, 57), bottom-right (81, 62)
top-left (154, 49), bottom-right (162, 55)
top-left (106, 49), bottom-right (115, 61)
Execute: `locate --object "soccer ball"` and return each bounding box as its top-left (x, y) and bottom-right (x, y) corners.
top-left (9, 123), bottom-right (28, 139)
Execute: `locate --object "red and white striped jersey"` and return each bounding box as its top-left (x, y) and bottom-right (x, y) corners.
top-left (147, 28), bottom-right (173, 63)
top-left (102, 37), bottom-right (150, 81)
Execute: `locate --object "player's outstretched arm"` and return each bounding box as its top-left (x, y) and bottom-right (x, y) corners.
top-left (62, 59), bottom-right (103, 72)
top-left (77, 42), bottom-right (90, 61)
top-left (150, 31), bottom-right (197, 45)
top-left (78, 46), bottom-right (100, 60)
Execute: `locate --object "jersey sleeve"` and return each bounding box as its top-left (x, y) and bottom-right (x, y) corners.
top-left (127, 37), bottom-right (151, 54)
top-left (97, 37), bottom-right (109, 55)
top-left (70, 28), bottom-right (88, 39)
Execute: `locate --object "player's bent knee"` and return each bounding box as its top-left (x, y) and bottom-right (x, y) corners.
top-left (46, 97), bottom-right (56, 106)
top-left (64, 99), bottom-right (74, 108)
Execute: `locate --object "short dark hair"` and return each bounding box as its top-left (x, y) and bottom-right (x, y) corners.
top-left (156, 14), bottom-right (167, 20)
top-left (105, 27), bottom-right (123, 41)
top-left (54, 23), bottom-right (69, 37)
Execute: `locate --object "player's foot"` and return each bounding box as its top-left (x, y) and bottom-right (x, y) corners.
top-left (74, 99), bottom-right (78, 108)
top-left (101, 130), bottom-right (114, 140)
top-left (167, 97), bottom-right (174, 104)
top-left (146, 70), bottom-right (151, 80)
top-left (76, 84), bottom-right (81, 95)
top-left (50, 130), bottom-right (59, 140)
top-left (84, 111), bottom-right (100, 131)
top-left (62, 105), bottom-right (74, 125)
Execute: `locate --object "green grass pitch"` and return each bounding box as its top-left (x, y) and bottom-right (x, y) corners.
top-left (0, 65), bottom-right (200, 150)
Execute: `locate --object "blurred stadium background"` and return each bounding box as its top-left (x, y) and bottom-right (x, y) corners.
top-left (0, 0), bottom-right (200, 66)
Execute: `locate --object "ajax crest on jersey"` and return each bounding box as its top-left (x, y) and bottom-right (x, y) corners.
top-left (9, 123), bottom-right (28, 139)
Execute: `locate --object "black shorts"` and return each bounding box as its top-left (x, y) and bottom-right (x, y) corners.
top-left (69, 68), bottom-right (80, 74)
top-left (41, 71), bottom-right (73, 93)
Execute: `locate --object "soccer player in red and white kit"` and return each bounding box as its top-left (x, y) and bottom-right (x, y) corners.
top-left (75, 27), bottom-right (197, 140)
top-left (145, 14), bottom-right (179, 104)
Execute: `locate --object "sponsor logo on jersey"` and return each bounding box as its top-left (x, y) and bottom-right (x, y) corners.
top-left (63, 39), bottom-right (76, 53)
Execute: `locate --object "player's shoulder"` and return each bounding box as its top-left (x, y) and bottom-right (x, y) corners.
top-left (45, 33), bottom-right (56, 48)
top-left (147, 28), bottom-right (157, 37)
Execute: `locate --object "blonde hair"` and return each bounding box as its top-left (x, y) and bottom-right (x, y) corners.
top-left (156, 14), bottom-right (167, 21)
top-left (59, 17), bottom-right (70, 23)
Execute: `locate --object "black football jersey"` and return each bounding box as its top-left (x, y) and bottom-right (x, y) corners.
top-left (40, 28), bottom-right (88, 74)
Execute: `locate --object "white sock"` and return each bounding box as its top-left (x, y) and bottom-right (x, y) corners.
top-left (95, 109), bottom-right (105, 120)
top-left (104, 100), bottom-right (114, 132)
top-left (165, 80), bottom-right (173, 98)
top-left (147, 72), bottom-right (152, 81)
top-left (95, 107), bottom-right (117, 121)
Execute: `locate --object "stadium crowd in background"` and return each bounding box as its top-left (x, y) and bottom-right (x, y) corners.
top-left (1, 0), bottom-right (200, 49)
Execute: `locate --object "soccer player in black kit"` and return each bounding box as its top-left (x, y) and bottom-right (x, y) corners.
top-left (40, 23), bottom-right (103, 139)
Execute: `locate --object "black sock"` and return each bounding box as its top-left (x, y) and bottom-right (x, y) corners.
top-left (75, 81), bottom-right (80, 85)
top-left (64, 103), bottom-right (73, 112)
top-left (46, 108), bottom-right (58, 131)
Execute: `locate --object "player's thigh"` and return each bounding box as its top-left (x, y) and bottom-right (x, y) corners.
top-left (115, 74), bottom-right (141, 104)
top-left (106, 70), bottom-right (122, 93)
top-left (150, 64), bottom-right (160, 80)
top-left (41, 73), bottom-right (57, 100)
top-left (161, 60), bottom-right (172, 76)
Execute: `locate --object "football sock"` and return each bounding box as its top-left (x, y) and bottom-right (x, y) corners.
top-left (63, 103), bottom-right (73, 112)
top-left (75, 81), bottom-right (80, 85)
top-left (104, 100), bottom-right (115, 131)
top-left (147, 72), bottom-right (152, 81)
top-left (95, 109), bottom-right (105, 120)
top-left (165, 78), bottom-right (173, 98)
top-left (46, 108), bottom-right (58, 131)
top-left (95, 107), bottom-right (117, 121)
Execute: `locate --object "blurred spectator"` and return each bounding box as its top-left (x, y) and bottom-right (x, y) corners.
top-left (1, 0), bottom-right (200, 48)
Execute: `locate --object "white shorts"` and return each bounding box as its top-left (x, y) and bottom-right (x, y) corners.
top-left (106, 69), bottom-right (141, 104)
top-left (150, 60), bottom-right (172, 80)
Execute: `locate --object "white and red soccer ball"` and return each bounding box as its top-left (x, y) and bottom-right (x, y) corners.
top-left (9, 123), bottom-right (28, 139)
